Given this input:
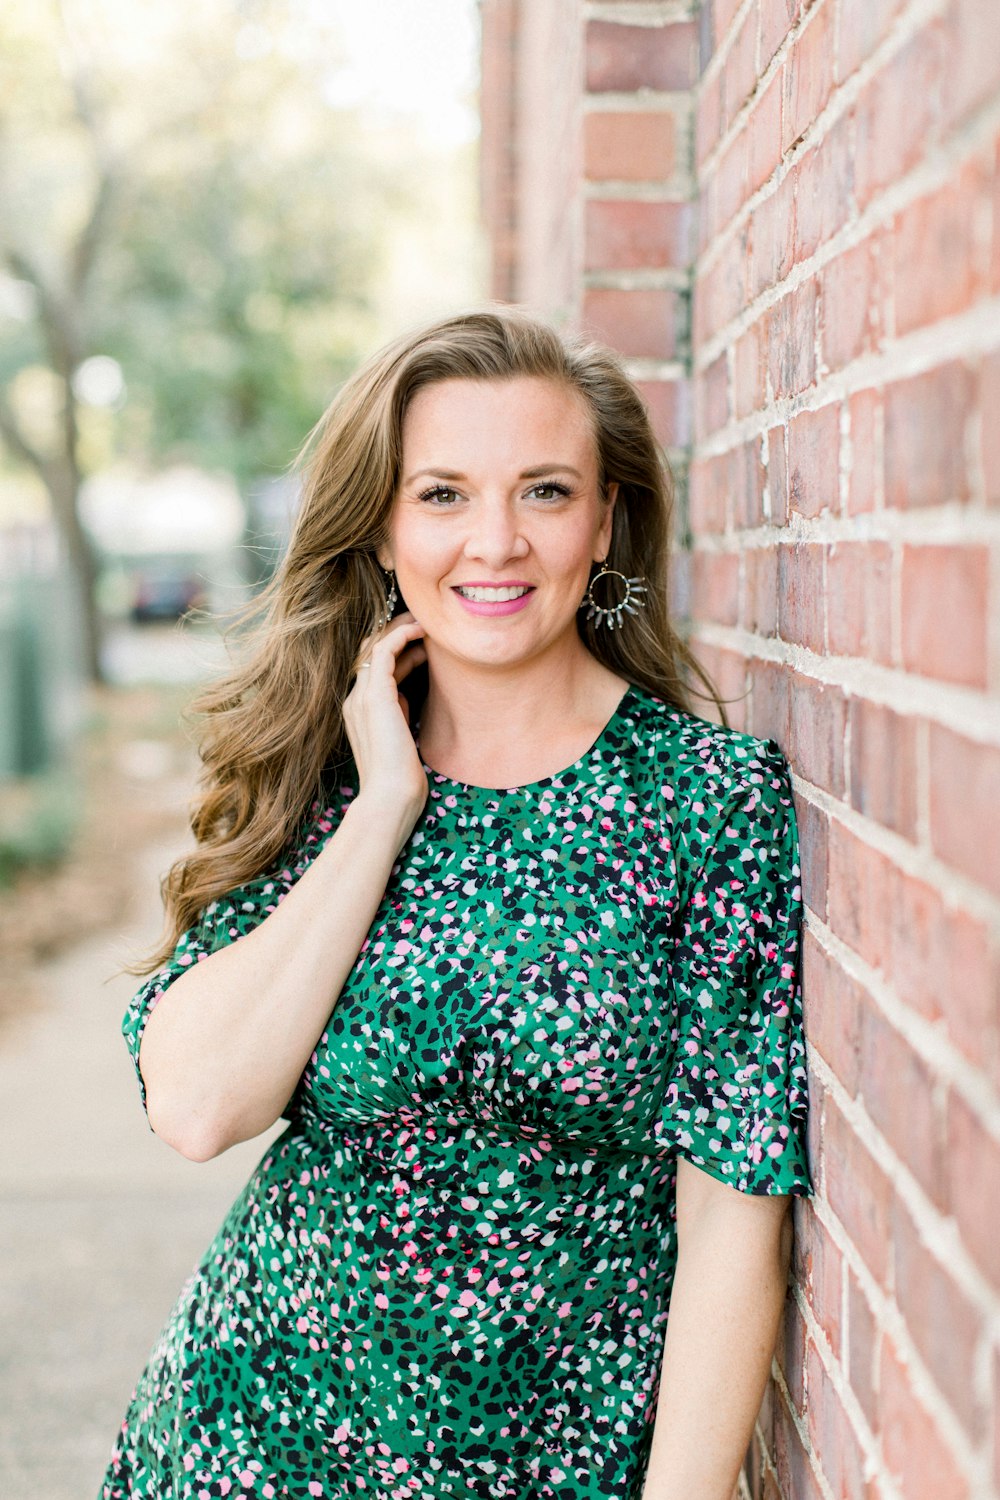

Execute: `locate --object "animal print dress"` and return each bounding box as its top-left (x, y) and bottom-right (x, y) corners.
top-left (99, 683), bottom-right (811, 1500)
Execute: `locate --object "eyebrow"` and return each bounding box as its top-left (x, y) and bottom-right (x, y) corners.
top-left (404, 464), bottom-right (584, 485)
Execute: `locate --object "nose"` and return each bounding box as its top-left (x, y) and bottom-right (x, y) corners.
top-left (462, 497), bottom-right (529, 568)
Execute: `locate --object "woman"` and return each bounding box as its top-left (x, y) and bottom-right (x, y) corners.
top-left (100, 307), bottom-right (810, 1500)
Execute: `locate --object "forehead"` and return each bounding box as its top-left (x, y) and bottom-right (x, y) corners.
top-left (400, 376), bottom-right (597, 464)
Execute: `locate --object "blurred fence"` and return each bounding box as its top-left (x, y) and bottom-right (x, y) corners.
top-left (0, 523), bottom-right (84, 781)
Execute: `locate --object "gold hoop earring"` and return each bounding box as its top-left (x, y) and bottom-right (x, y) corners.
top-left (581, 561), bottom-right (647, 631)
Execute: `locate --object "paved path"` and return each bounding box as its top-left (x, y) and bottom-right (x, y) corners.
top-left (0, 840), bottom-right (281, 1500)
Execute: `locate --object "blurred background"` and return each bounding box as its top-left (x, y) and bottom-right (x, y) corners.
top-left (0, 1), bottom-right (482, 1492)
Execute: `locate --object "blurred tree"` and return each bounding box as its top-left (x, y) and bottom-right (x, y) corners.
top-left (0, 0), bottom-right (403, 680)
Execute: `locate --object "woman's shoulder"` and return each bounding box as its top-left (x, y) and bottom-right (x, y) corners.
top-left (613, 681), bottom-right (790, 801)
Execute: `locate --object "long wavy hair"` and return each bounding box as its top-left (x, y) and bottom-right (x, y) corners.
top-left (136, 305), bottom-right (725, 973)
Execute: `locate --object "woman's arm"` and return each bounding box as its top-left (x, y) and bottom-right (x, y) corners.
top-left (139, 614), bottom-right (428, 1162)
top-left (641, 1158), bottom-right (794, 1500)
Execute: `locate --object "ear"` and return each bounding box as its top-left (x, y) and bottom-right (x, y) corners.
top-left (376, 546), bottom-right (394, 572)
top-left (595, 481), bottom-right (618, 558)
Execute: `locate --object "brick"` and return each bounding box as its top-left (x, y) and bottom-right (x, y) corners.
top-left (824, 1091), bottom-right (893, 1287)
top-left (845, 387), bottom-right (882, 515)
top-left (722, 5), bottom-right (758, 129)
top-left (828, 820), bottom-right (894, 972)
top-left (805, 1341), bottom-right (868, 1500)
top-left (767, 280), bottom-right (817, 399)
top-left (697, 66), bottom-right (723, 169)
top-left (802, 931), bottom-right (864, 1095)
top-left (793, 111), bottom-right (854, 266)
top-left (826, 540), bottom-right (893, 663)
top-left (584, 110), bottom-right (677, 181)
top-left (690, 641), bottom-right (749, 729)
top-left (749, 657), bottom-right (793, 745)
top-left (750, 172), bottom-right (796, 297)
top-left (584, 200), bottom-right (692, 271)
top-left (733, 318), bottom-right (766, 420)
top-left (585, 19), bottom-right (699, 93)
top-left (893, 163), bottom-right (986, 336)
top-left (782, 3), bottom-right (834, 152)
top-left (581, 287), bottom-right (680, 359)
top-left (879, 1336), bottom-right (972, 1500)
top-left (760, 0), bottom-right (800, 73)
top-left (947, 1089), bottom-right (1000, 1287)
top-left (858, 1004), bottom-right (949, 1210)
top-left (848, 699), bottom-right (918, 839)
top-left (635, 377), bottom-right (689, 450)
top-left (891, 1195), bottom-right (986, 1439)
top-left (773, 1390), bottom-right (826, 1500)
top-left (805, 1219), bottom-right (844, 1364)
top-left (743, 543), bottom-right (778, 636)
top-left (821, 236), bottom-right (881, 371)
top-left (979, 347), bottom-right (1000, 505)
top-left (735, 438), bottom-right (766, 527)
top-left (884, 363), bottom-right (974, 509)
top-left (928, 723), bottom-right (1000, 898)
top-left (777, 1302), bottom-right (807, 1412)
top-left (713, 123), bottom-right (751, 235)
top-left (767, 423), bottom-right (789, 526)
top-left (854, 29), bottom-right (943, 211)
top-left (689, 450), bottom-right (731, 533)
top-left (749, 70), bottom-right (783, 193)
top-left (847, 1271), bottom-right (880, 1432)
top-left (690, 546), bottom-right (740, 626)
top-left (696, 350), bottom-right (729, 439)
top-left (711, 0), bottom-right (744, 50)
top-left (787, 674), bottom-right (847, 795)
top-left (777, 542), bottom-right (825, 650)
top-left (794, 794), bottom-right (828, 920)
top-left (837, 0), bottom-right (907, 81)
top-left (900, 544), bottom-right (989, 689)
top-left (694, 226), bottom-right (750, 344)
top-left (942, 0), bottom-right (1000, 131)
top-left (788, 403), bottom-right (839, 518)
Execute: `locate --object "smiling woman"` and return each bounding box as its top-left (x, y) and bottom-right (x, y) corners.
top-left (100, 306), bottom-right (811, 1500)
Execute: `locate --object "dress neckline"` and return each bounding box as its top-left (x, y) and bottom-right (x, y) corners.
top-left (417, 682), bottom-right (635, 796)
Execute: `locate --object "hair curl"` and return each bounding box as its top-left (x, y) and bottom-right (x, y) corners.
top-left (134, 304), bottom-right (726, 973)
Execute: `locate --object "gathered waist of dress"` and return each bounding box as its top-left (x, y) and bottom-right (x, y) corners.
top-left (286, 1104), bottom-right (674, 1201)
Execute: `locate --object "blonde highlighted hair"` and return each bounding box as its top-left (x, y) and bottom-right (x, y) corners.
top-left (136, 305), bottom-right (724, 973)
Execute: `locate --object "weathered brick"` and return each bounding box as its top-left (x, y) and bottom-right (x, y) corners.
top-left (777, 543), bottom-right (825, 650)
top-left (585, 19), bottom-right (699, 93)
top-left (928, 722), bottom-right (1000, 897)
top-left (824, 1091), bottom-right (893, 1287)
top-left (893, 163), bottom-right (987, 336)
top-left (787, 674), bottom-right (846, 795)
top-left (979, 347), bottom-right (1000, 505)
top-left (722, 4), bottom-right (758, 129)
top-left (767, 423), bottom-right (789, 526)
top-left (942, 0), bottom-right (1000, 130)
top-left (805, 1341), bottom-right (868, 1500)
top-left (826, 540), bottom-right (893, 664)
top-left (891, 1195), bottom-right (986, 1439)
top-left (848, 699), bottom-right (918, 838)
top-left (828, 819), bottom-right (894, 972)
top-left (634, 377), bottom-right (689, 450)
top-left (782, 3), bottom-right (834, 152)
top-left (946, 1089), bottom-right (1000, 1287)
top-left (581, 287), bottom-right (679, 359)
top-left (858, 1003), bottom-right (949, 1210)
top-left (690, 546), bottom-right (740, 626)
top-left (854, 28), bottom-right (943, 210)
top-left (884, 363), bottom-right (974, 509)
top-left (900, 544), bottom-right (989, 688)
top-left (584, 110), bottom-right (677, 181)
top-left (801, 930), bottom-right (864, 1096)
top-left (749, 656), bottom-right (793, 745)
top-left (695, 349), bottom-right (729, 439)
top-left (837, 0), bottom-right (907, 81)
top-left (788, 404), bottom-right (840, 518)
top-left (878, 1336), bottom-right (972, 1500)
top-left (821, 235), bottom-right (881, 370)
top-left (750, 172), bottom-right (796, 297)
top-left (846, 1270), bottom-right (880, 1433)
top-left (743, 543), bottom-right (779, 636)
top-left (697, 65), bottom-right (723, 168)
top-left (795, 794), bottom-right (828, 920)
top-left (749, 70), bottom-right (783, 192)
top-left (767, 281), bottom-right (818, 399)
top-left (845, 387), bottom-right (882, 515)
top-left (733, 318), bottom-right (767, 419)
top-left (584, 200), bottom-right (692, 271)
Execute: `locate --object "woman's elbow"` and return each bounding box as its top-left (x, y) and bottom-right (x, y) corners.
top-left (145, 1093), bottom-right (230, 1163)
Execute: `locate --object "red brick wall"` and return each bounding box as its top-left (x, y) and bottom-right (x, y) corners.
top-left (479, 3), bottom-right (1000, 1497)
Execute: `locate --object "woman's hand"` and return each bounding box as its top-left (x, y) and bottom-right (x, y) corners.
top-left (343, 610), bottom-right (429, 819)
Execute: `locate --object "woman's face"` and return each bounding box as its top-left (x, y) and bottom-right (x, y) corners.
top-left (380, 376), bottom-right (617, 673)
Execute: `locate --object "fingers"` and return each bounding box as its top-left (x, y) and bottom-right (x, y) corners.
top-left (353, 613), bottom-right (425, 675)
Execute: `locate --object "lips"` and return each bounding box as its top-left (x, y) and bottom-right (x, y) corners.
top-left (453, 584), bottom-right (534, 602)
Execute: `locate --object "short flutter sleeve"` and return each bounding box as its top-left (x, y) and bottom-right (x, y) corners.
top-left (656, 741), bottom-right (811, 1195)
top-left (121, 792), bottom-right (351, 1121)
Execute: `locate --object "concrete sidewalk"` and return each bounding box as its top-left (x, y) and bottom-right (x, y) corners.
top-left (0, 841), bottom-right (281, 1500)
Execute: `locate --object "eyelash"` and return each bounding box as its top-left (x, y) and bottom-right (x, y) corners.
top-left (416, 481), bottom-right (573, 506)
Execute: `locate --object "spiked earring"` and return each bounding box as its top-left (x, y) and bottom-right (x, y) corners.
top-left (581, 561), bottom-right (648, 631)
top-left (378, 568), bottom-right (398, 629)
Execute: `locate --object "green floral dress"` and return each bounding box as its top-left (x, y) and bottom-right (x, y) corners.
top-left (99, 683), bottom-right (811, 1500)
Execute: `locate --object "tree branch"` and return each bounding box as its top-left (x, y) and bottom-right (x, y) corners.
top-left (0, 390), bottom-right (52, 484)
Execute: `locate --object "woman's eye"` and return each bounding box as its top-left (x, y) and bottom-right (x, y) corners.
top-left (417, 486), bottom-right (461, 506)
top-left (526, 482), bottom-right (571, 501)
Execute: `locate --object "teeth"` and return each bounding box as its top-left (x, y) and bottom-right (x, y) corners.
top-left (456, 585), bottom-right (531, 602)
